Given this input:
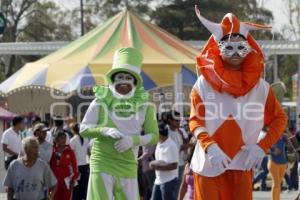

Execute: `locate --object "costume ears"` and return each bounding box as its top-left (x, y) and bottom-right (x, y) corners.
top-left (195, 5), bottom-right (272, 41)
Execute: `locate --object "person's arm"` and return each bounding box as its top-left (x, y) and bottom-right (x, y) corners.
top-left (80, 99), bottom-right (101, 138)
top-left (136, 105), bottom-right (159, 146)
top-left (43, 160), bottom-right (57, 199)
top-left (178, 129), bottom-right (192, 151)
top-left (138, 146), bottom-right (155, 161)
top-left (7, 187), bottom-right (14, 200)
top-left (152, 142), bottom-right (179, 171)
top-left (178, 164), bottom-right (189, 200)
top-left (151, 162), bottom-right (178, 171)
top-left (2, 144), bottom-right (18, 156)
top-left (49, 184), bottom-right (57, 200)
top-left (180, 143), bottom-right (194, 151)
top-left (189, 88), bottom-right (215, 151)
top-left (70, 149), bottom-right (80, 182)
top-left (258, 88), bottom-right (288, 152)
top-left (3, 158), bottom-right (14, 196)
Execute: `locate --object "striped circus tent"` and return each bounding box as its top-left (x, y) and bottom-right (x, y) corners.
top-left (0, 9), bottom-right (198, 94)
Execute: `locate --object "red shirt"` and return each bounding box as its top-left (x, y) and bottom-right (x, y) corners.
top-left (50, 145), bottom-right (79, 183)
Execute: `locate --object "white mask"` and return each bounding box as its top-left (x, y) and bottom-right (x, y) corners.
top-left (218, 41), bottom-right (252, 58)
top-left (114, 72), bottom-right (135, 84)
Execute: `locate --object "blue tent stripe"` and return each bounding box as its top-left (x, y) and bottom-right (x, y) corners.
top-left (181, 66), bottom-right (197, 85)
top-left (60, 67), bottom-right (96, 92)
top-left (0, 68), bottom-right (24, 92)
top-left (141, 71), bottom-right (157, 90)
top-left (25, 68), bottom-right (48, 86)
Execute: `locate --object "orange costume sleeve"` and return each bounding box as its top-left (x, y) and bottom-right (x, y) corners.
top-left (189, 88), bottom-right (215, 151)
top-left (258, 88), bottom-right (288, 152)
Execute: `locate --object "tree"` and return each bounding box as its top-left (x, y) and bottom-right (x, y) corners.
top-left (19, 1), bottom-right (74, 42)
top-left (63, 0), bottom-right (157, 37)
top-left (278, 55), bottom-right (298, 99)
top-left (151, 0), bottom-right (274, 40)
top-left (281, 0), bottom-right (300, 40)
top-left (0, 0), bottom-right (38, 78)
top-left (0, 0), bottom-right (73, 81)
top-left (88, 0), bottom-right (155, 20)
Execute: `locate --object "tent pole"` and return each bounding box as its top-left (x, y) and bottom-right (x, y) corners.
top-left (273, 55), bottom-right (278, 82)
top-left (80, 0), bottom-right (84, 36)
top-left (174, 72), bottom-right (183, 117)
top-left (297, 57), bottom-right (300, 132)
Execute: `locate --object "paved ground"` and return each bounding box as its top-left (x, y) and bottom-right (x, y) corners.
top-left (253, 191), bottom-right (297, 200)
top-left (0, 191), bottom-right (298, 199)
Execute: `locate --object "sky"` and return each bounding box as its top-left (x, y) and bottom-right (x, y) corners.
top-left (263, 0), bottom-right (287, 32)
top-left (52, 0), bottom-right (289, 37)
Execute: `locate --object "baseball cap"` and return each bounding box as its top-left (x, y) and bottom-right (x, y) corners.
top-left (33, 123), bottom-right (49, 133)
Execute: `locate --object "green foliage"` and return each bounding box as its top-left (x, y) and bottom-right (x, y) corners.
top-left (278, 55), bottom-right (298, 100)
top-left (18, 1), bottom-right (74, 41)
top-left (151, 0), bottom-right (274, 40)
top-left (84, 0), bottom-right (154, 21)
top-left (0, 0), bottom-right (74, 79)
top-left (265, 55), bottom-right (298, 100)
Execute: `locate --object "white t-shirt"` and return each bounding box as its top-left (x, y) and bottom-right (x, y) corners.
top-left (1, 127), bottom-right (22, 157)
top-left (39, 141), bottom-right (53, 163)
top-left (154, 137), bottom-right (179, 185)
top-left (168, 126), bottom-right (188, 166)
top-left (70, 135), bottom-right (89, 166)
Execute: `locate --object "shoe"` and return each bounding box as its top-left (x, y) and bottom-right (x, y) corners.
top-left (260, 187), bottom-right (268, 191)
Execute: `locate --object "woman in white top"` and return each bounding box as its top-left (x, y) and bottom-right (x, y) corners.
top-left (70, 123), bottom-right (90, 200)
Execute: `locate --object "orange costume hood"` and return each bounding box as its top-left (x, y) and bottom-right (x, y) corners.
top-left (195, 6), bottom-right (272, 97)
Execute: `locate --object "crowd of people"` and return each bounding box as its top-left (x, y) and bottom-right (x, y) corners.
top-left (2, 112), bottom-right (300, 200)
top-left (0, 111), bottom-right (197, 200)
top-left (1, 5), bottom-right (300, 200)
top-left (1, 116), bottom-right (89, 200)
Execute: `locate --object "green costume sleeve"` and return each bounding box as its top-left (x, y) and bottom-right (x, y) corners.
top-left (81, 127), bottom-right (101, 138)
top-left (142, 105), bottom-right (159, 145)
top-left (80, 99), bottom-right (103, 139)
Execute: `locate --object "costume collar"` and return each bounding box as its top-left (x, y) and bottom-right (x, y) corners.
top-left (197, 35), bottom-right (264, 97)
top-left (93, 85), bottom-right (149, 116)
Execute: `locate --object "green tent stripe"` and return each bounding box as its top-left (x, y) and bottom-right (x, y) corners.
top-left (60, 15), bottom-right (124, 61)
top-left (132, 14), bottom-right (178, 61)
top-left (38, 12), bottom-right (122, 63)
top-left (92, 15), bottom-right (125, 60)
top-left (144, 20), bottom-right (198, 59)
top-left (128, 13), bottom-right (143, 50)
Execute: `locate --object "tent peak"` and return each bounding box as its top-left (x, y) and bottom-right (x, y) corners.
top-left (123, 0), bottom-right (130, 10)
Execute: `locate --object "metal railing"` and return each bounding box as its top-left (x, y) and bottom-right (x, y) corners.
top-left (0, 40), bottom-right (300, 55)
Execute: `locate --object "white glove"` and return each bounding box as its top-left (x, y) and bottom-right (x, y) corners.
top-left (114, 136), bottom-right (133, 152)
top-left (101, 127), bottom-right (124, 139)
top-left (207, 144), bottom-right (231, 171)
top-left (242, 144), bottom-right (265, 171)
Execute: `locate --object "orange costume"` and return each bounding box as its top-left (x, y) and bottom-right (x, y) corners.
top-left (189, 6), bottom-right (288, 200)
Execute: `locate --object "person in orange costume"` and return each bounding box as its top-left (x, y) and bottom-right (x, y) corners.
top-left (189, 5), bottom-right (288, 200)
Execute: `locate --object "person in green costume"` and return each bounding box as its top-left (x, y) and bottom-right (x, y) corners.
top-left (80, 47), bottom-right (159, 200)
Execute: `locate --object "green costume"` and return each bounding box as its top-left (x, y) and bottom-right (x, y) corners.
top-left (80, 48), bottom-right (159, 200)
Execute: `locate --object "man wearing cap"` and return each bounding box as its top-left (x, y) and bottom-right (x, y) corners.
top-left (33, 123), bottom-right (52, 163)
top-left (80, 47), bottom-right (159, 200)
top-left (189, 5), bottom-right (288, 200)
